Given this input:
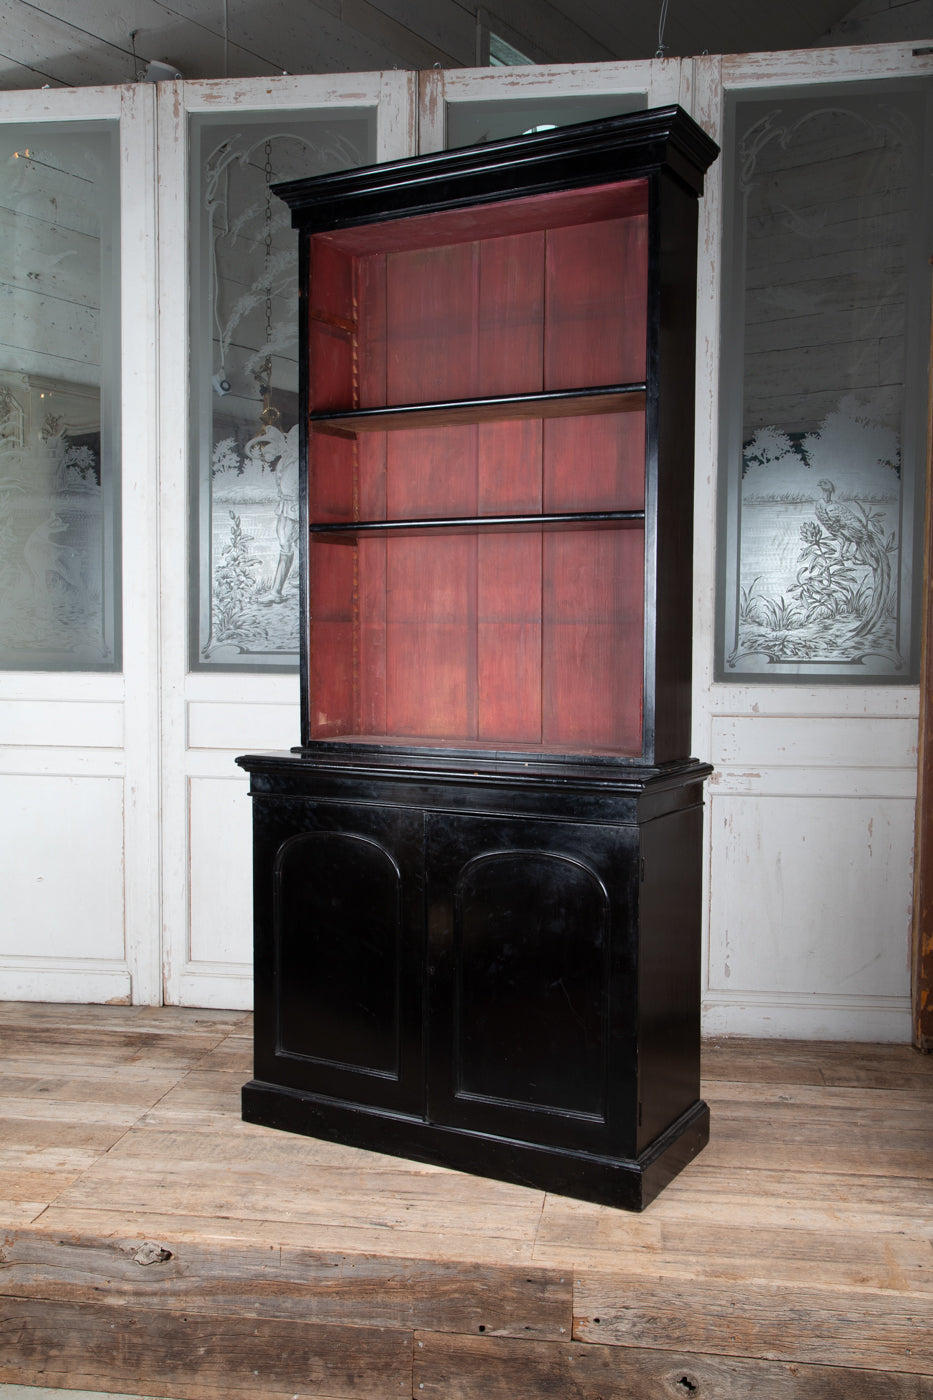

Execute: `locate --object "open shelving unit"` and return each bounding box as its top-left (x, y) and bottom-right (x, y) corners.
top-left (300, 175), bottom-right (655, 757)
top-left (238, 107), bottom-right (719, 1211)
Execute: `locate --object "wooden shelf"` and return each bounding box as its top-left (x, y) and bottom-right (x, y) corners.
top-left (310, 384), bottom-right (646, 435)
top-left (309, 510), bottom-right (646, 539)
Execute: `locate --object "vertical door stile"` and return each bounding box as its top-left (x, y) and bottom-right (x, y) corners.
top-left (120, 80), bottom-right (162, 1004)
top-left (380, 69), bottom-right (420, 161)
top-left (155, 77), bottom-right (192, 1007)
top-left (690, 54), bottom-right (724, 1011)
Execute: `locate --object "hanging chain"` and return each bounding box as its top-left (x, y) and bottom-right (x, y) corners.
top-left (258, 138), bottom-right (281, 432)
top-left (262, 140), bottom-right (274, 365)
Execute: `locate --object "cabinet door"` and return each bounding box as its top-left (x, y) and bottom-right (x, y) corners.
top-left (425, 812), bottom-right (639, 1156)
top-left (251, 797), bottom-right (424, 1116)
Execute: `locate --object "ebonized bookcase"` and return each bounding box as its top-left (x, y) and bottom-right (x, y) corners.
top-left (237, 106), bottom-right (718, 1211)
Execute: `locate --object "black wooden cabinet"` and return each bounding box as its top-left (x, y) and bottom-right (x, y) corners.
top-left (238, 106), bottom-right (718, 1211)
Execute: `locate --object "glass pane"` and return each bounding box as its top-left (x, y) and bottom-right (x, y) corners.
top-left (718, 80), bottom-right (932, 681)
top-left (445, 94), bottom-right (645, 149)
top-left (0, 123), bottom-right (120, 669)
top-left (191, 110), bottom-right (375, 669)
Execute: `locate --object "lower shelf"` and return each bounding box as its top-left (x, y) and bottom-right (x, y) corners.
top-left (241, 1080), bottom-right (710, 1213)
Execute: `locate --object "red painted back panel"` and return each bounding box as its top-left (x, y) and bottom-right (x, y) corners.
top-left (306, 203), bottom-right (648, 753)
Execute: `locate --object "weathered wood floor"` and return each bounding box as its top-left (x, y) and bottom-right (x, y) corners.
top-left (0, 1002), bottom-right (931, 1399)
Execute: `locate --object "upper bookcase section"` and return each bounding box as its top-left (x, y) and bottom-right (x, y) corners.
top-left (273, 105), bottom-right (719, 236)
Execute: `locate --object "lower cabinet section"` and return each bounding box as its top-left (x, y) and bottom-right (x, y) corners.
top-left (238, 750), bottom-right (711, 1211)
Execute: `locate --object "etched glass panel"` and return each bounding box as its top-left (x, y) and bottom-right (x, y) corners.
top-left (191, 111), bottom-right (374, 669)
top-left (718, 81), bottom-right (932, 681)
top-left (0, 123), bottom-right (120, 669)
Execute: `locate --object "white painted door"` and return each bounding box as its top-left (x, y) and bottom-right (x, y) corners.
top-left (156, 73), bottom-right (417, 1009)
top-left (692, 43), bottom-right (932, 1040)
top-left (0, 83), bottom-right (161, 1005)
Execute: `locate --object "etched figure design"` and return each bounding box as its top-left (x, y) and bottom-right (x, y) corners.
top-left (247, 423), bottom-right (300, 606)
top-left (729, 406), bottom-right (902, 671)
top-left (204, 423), bottom-right (302, 658)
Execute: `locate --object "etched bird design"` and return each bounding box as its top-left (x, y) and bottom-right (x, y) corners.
top-left (814, 479), bottom-right (891, 637)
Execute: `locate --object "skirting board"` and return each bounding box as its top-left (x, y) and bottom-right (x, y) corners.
top-left (0, 960), bottom-right (131, 1005)
top-left (702, 991), bottom-right (911, 1041)
top-left (175, 966), bottom-right (253, 1011)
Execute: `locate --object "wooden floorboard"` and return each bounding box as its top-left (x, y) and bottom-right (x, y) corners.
top-left (1, 1005), bottom-right (931, 1398)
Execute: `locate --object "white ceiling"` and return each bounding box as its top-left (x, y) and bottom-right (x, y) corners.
top-left (0, 0), bottom-right (926, 91)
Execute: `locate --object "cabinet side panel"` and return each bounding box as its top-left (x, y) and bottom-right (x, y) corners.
top-left (652, 173), bottom-right (700, 762)
top-left (636, 802), bottom-right (705, 1152)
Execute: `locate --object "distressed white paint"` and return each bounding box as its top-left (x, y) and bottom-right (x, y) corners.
top-left (187, 775), bottom-right (254, 967)
top-left (710, 715), bottom-right (919, 769)
top-left (0, 773), bottom-right (126, 962)
top-left (156, 73), bottom-right (413, 1010)
top-left (418, 59), bottom-right (682, 152)
top-left (692, 42), bottom-right (930, 1039)
top-left (0, 47), bottom-right (928, 1039)
top-left (186, 701), bottom-right (298, 752)
top-left (709, 793), bottom-right (913, 993)
top-left (0, 83), bottom-right (158, 1007)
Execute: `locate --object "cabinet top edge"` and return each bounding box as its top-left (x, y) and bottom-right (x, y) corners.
top-left (235, 748), bottom-right (713, 794)
top-left (273, 104), bottom-right (719, 233)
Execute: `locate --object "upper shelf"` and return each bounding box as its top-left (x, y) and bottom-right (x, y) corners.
top-left (310, 384), bottom-right (647, 436)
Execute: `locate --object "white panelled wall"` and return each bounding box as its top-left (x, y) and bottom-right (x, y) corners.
top-left (0, 45), bottom-right (929, 1037)
top-left (692, 46), bottom-right (929, 1040)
